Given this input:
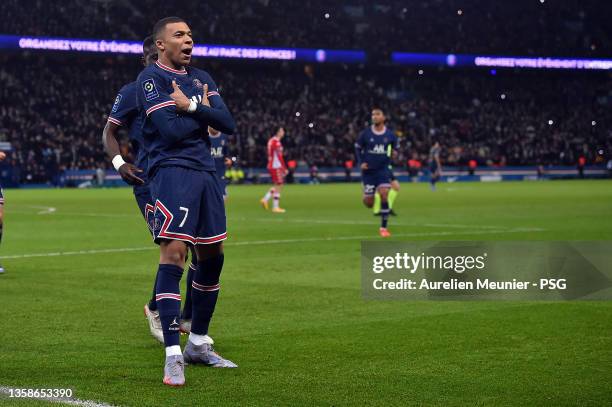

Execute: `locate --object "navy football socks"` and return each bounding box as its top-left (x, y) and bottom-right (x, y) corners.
top-left (191, 255), bottom-right (224, 336)
top-left (147, 270), bottom-right (159, 311)
top-left (155, 264), bottom-right (183, 347)
top-left (381, 201), bottom-right (390, 228)
top-left (181, 262), bottom-right (196, 320)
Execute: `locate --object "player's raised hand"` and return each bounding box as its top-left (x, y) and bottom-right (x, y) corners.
top-left (170, 80), bottom-right (191, 112)
top-left (361, 163), bottom-right (368, 170)
top-left (202, 83), bottom-right (210, 107)
top-left (0, 151), bottom-right (6, 161)
top-left (118, 162), bottom-right (145, 186)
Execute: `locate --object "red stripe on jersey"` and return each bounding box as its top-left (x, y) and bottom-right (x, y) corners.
top-left (156, 61), bottom-right (187, 75)
top-left (195, 232), bottom-right (227, 245)
top-left (146, 101), bottom-right (176, 116)
top-left (192, 281), bottom-right (220, 292)
top-left (107, 117), bottom-right (123, 126)
top-left (156, 293), bottom-right (181, 301)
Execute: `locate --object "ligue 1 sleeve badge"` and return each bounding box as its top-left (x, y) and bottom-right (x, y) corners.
top-left (193, 79), bottom-right (203, 89)
top-left (142, 78), bottom-right (159, 101)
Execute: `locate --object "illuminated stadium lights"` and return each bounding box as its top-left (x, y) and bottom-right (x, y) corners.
top-left (391, 52), bottom-right (612, 70)
top-left (4, 34), bottom-right (611, 70)
top-left (592, 121), bottom-right (597, 126)
top-left (308, 123), bottom-right (314, 128)
top-left (473, 56), bottom-right (612, 70)
top-left (324, 13), bottom-right (330, 19)
top-left (418, 69), bottom-right (424, 75)
top-left (457, 9), bottom-right (463, 15)
top-left (0, 35), bottom-right (366, 63)
top-left (548, 120), bottom-right (554, 125)
top-left (295, 112), bottom-right (301, 117)
top-left (500, 93), bottom-right (507, 100)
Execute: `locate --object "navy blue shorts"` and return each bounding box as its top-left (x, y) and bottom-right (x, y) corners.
top-left (150, 166), bottom-right (227, 245)
top-left (133, 184), bottom-right (154, 234)
top-left (361, 170), bottom-right (391, 196)
top-left (429, 162), bottom-right (439, 173)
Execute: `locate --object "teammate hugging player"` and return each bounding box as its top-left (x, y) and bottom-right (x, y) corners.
top-left (103, 36), bottom-right (169, 343)
top-left (260, 126), bottom-right (287, 213)
top-left (137, 17), bottom-right (237, 386)
top-left (355, 108), bottom-right (398, 237)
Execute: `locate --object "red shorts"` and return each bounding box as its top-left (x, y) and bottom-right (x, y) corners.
top-left (268, 168), bottom-right (285, 185)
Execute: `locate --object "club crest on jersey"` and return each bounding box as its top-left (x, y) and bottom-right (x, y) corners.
top-left (142, 78), bottom-right (159, 101)
top-left (111, 94), bottom-right (122, 113)
top-left (193, 78), bottom-right (203, 89)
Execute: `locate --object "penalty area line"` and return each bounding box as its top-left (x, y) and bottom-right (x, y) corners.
top-left (0, 386), bottom-right (116, 407)
top-left (0, 228), bottom-right (545, 260)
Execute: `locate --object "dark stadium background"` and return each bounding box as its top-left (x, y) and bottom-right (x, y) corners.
top-left (0, 0), bottom-right (611, 186)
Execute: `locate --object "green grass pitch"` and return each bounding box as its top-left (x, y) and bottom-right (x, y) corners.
top-left (1, 180), bottom-right (611, 406)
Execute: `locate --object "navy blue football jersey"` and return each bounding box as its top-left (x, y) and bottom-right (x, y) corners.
top-left (209, 132), bottom-right (229, 179)
top-left (108, 82), bottom-right (148, 178)
top-left (136, 60), bottom-right (227, 176)
top-left (355, 126), bottom-right (398, 172)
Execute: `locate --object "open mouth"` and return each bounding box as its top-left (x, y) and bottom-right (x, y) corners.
top-left (181, 48), bottom-right (193, 57)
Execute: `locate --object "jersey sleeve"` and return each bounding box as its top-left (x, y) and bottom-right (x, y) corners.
top-left (191, 71), bottom-right (236, 135)
top-left (137, 70), bottom-right (202, 143)
top-left (108, 84), bottom-right (136, 127)
top-left (354, 131), bottom-right (365, 164)
top-left (137, 70), bottom-right (176, 117)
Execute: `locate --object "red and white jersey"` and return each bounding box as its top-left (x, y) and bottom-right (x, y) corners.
top-left (267, 136), bottom-right (286, 170)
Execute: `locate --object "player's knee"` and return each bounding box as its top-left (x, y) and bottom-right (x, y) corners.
top-left (196, 242), bottom-right (224, 261)
top-left (392, 182), bottom-right (400, 192)
top-left (159, 240), bottom-right (188, 266)
top-left (363, 197), bottom-right (374, 208)
top-left (379, 189), bottom-right (390, 200)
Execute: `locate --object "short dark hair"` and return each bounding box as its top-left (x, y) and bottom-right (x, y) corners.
top-left (152, 16), bottom-right (186, 40)
top-left (141, 35), bottom-right (157, 64)
top-left (372, 107), bottom-right (385, 114)
top-left (142, 35), bottom-right (154, 50)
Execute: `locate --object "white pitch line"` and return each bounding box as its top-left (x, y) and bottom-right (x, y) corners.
top-left (241, 217), bottom-right (508, 230)
top-left (22, 205), bottom-right (57, 215)
top-left (0, 228), bottom-right (545, 260)
top-left (19, 210), bottom-right (513, 231)
top-left (0, 246), bottom-right (152, 260)
top-left (0, 386), bottom-right (116, 407)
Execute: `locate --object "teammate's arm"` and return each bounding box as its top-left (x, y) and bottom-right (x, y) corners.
top-left (355, 132), bottom-right (367, 170)
top-left (223, 141), bottom-right (232, 166)
top-left (102, 121), bottom-right (144, 185)
top-left (103, 87), bottom-right (144, 185)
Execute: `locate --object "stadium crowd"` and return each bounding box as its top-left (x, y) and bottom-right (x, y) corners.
top-left (1, 0), bottom-right (610, 57)
top-left (1, 52), bottom-right (610, 184)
